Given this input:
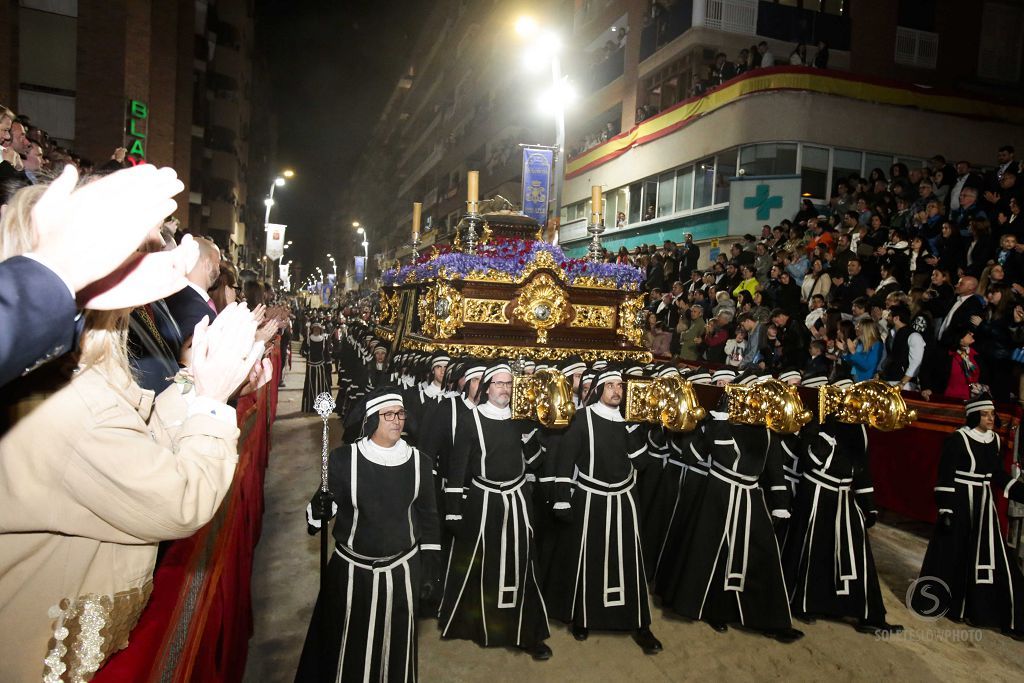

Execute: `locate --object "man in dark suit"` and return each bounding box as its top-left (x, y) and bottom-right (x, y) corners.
top-left (935, 275), bottom-right (984, 348)
top-left (679, 233), bottom-right (700, 279)
top-left (0, 256), bottom-right (79, 387)
top-left (164, 237), bottom-right (221, 344)
top-left (1, 163), bottom-right (189, 388)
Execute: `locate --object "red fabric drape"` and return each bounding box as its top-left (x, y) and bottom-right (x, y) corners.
top-left (95, 343), bottom-right (282, 683)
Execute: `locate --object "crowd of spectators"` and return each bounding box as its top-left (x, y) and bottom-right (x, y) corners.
top-left (0, 101), bottom-right (295, 678)
top-left (598, 145), bottom-right (1023, 403)
top-left (689, 40), bottom-right (829, 97)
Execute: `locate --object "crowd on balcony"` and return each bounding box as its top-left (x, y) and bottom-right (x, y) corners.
top-left (598, 144), bottom-right (1023, 403)
top-left (0, 102), bottom-right (296, 679)
top-left (570, 120), bottom-right (622, 158)
top-left (689, 40), bottom-right (830, 97)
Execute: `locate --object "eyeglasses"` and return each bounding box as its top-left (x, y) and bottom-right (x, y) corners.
top-left (491, 380), bottom-right (513, 389)
top-left (380, 410), bottom-right (406, 422)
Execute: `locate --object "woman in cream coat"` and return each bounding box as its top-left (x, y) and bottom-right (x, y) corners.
top-left (0, 302), bottom-right (266, 682)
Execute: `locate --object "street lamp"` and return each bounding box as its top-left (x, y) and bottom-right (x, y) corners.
top-left (517, 15), bottom-right (568, 244)
top-left (262, 169), bottom-right (295, 283)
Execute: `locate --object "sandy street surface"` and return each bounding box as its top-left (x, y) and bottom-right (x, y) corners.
top-left (245, 352), bottom-right (1024, 682)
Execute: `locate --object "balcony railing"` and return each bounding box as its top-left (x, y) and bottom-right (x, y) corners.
top-left (894, 26), bottom-right (938, 69)
top-left (700, 0), bottom-right (757, 36)
top-left (639, 1), bottom-right (693, 62)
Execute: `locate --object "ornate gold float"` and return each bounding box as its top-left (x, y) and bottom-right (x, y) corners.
top-left (377, 211), bottom-right (651, 362)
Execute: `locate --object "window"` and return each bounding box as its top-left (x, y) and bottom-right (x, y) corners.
top-left (607, 187), bottom-right (628, 225)
top-left (674, 166), bottom-right (693, 212)
top-left (628, 182), bottom-right (643, 223)
top-left (739, 143), bottom-right (797, 177)
top-left (978, 2), bottom-right (1024, 83)
top-left (831, 149), bottom-right (862, 190)
top-left (694, 158), bottom-right (715, 209)
top-left (864, 153), bottom-right (894, 180)
top-left (801, 145), bottom-right (829, 200)
top-left (642, 179), bottom-right (658, 219)
top-left (897, 0), bottom-right (937, 32)
top-left (657, 172), bottom-right (675, 217)
top-left (715, 149), bottom-right (737, 205)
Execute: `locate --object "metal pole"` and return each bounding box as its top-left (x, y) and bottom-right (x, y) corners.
top-left (263, 182), bottom-right (276, 283)
top-left (550, 53), bottom-right (565, 246)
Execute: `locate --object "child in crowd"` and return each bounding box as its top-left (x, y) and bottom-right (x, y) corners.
top-left (804, 339), bottom-right (831, 377)
top-left (724, 326), bottom-right (747, 367)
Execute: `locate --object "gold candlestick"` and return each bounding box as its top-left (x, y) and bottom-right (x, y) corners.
top-left (411, 202), bottom-right (422, 240)
top-left (591, 184), bottom-right (603, 224)
top-left (467, 170), bottom-right (479, 213)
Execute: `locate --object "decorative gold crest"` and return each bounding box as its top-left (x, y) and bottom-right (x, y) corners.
top-left (725, 379), bottom-right (812, 434)
top-left (570, 304), bottom-right (617, 329)
top-left (818, 379), bottom-right (917, 431)
top-left (512, 272), bottom-right (569, 344)
top-left (617, 294), bottom-right (646, 347)
top-left (378, 289), bottom-right (400, 325)
top-left (418, 278), bottom-right (464, 339)
top-left (511, 369), bottom-right (576, 428)
top-left (463, 298), bottom-right (510, 324)
top-left (625, 376), bottom-right (705, 432)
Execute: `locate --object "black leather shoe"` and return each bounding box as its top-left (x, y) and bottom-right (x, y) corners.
top-left (520, 642), bottom-right (552, 661)
top-left (633, 628), bottom-right (663, 654)
top-left (793, 612), bottom-right (817, 625)
top-left (766, 627), bottom-right (804, 643)
top-left (855, 621), bottom-right (903, 636)
top-left (708, 621), bottom-right (728, 633)
top-left (571, 623), bottom-right (589, 641)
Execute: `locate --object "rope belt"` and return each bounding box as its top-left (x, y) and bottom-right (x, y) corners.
top-left (710, 462), bottom-right (759, 592)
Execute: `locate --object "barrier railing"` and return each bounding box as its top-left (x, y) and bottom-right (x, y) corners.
top-left (94, 343), bottom-right (282, 683)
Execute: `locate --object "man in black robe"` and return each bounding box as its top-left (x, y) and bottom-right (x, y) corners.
top-left (664, 401), bottom-right (804, 642)
top-left (912, 394), bottom-right (1024, 637)
top-left (438, 362), bottom-right (552, 660)
top-left (298, 388), bottom-right (440, 681)
top-left (547, 369), bottom-right (662, 653)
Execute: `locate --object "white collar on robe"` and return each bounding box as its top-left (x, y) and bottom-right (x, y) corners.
top-left (358, 436), bottom-right (412, 466)
top-left (478, 401), bottom-right (511, 420)
top-left (309, 334), bottom-right (324, 342)
top-left (591, 401), bottom-right (624, 422)
top-left (963, 427), bottom-right (995, 444)
top-left (462, 396), bottom-right (476, 411)
top-left (421, 381), bottom-right (442, 398)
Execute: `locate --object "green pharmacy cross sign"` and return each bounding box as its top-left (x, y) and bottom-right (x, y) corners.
top-left (744, 183), bottom-right (783, 220)
top-left (125, 100), bottom-right (147, 165)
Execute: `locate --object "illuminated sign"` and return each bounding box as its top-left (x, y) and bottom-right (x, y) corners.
top-left (125, 99), bottom-right (148, 165)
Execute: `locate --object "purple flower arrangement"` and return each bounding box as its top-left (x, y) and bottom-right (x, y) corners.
top-left (382, 238), bottom-right (644, 290)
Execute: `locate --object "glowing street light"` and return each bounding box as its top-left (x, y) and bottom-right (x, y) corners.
top-left (517, 14), bottom-right (568, 244)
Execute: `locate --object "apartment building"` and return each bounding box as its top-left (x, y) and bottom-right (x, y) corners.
top-left (558, 0), bottom-right (1024, 257)
top-left (0, 0), bottom-right (263, 262)
top-left (336, 0), bottom-right (555, 284)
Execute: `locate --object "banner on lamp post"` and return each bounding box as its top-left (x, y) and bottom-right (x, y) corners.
top-left (521, 147), bottom-right (553, 225)
top-left (265, 223), bottom-right (286, 260)
top-left (354, 256), bottom-right (366, 284)
top-left (278, 261), bottom-right (291, 290)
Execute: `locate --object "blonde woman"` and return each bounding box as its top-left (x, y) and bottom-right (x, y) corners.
top-left (0, 169), bottom-right (270, 679)
top-left (843, 318), bottom-right (883, 381)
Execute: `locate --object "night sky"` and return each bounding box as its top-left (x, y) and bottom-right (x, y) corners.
top-left (254, 0), bottom-right (429, 275)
